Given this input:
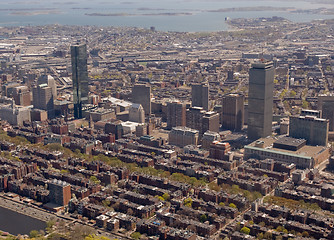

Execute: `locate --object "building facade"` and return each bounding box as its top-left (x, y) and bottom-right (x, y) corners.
top-left (129, 103), bottom-right (145, 123)
top-left (38, 75), bottom-right (57, 99)
top-left (167, 100), bottom-right (186, 129)
top-left (289, 115), bottom-right (329, 146)
top-left (191, 83), bottom-right (209, 111)
top-left (318, 95), bottom-right (334, 131)
top-left (248, 62), bottom-right (274, 140)
top-left (12, 86), bottom-right (31, 106)
top-left (244, 136), bottom-right (330, 169)
top-left (186, 107), bottom-right (219, 136)
top-left (32, 83), bottom-right (54, 112)
top-left (132, 84), bottom-right (151, 116)
top-left (222, 93), bottom-right (244, 131)
top-left (71, 44), bottom-right (89, 119)
top-left (169, 126), bottom-right (199, 147)
top-left (48, 179), bottom-right (71, 206)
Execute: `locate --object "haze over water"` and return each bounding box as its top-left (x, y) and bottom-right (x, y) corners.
top-left (0, 0), bottom-right (333, 32)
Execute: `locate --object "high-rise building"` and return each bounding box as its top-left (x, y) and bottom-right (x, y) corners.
top-left (222, 93), bottom-right (244, 131)
top-left (12, 86), bottom-right (31, 106)
top-left (38, 75), bottom-right (57, 99)
top-left (186, 107), bottom-right (219, 136)
top-left (167, 100), bottom-right (186, 129)
top-left (71, 44), bottom-right (89, 119)
top-left (191, 83), bottom-right (209, 111)
top-left (48, 179), bottom-right (71, 206)
top-left (202, 111), bottom-right (220, 133)
top-left (318, 95), bottom-right (334, 131)
top-left (248, 62), bottom-right (274, 140)
top-left (186, 107), bottom-right (206, 134)
top-left (129, 103), bottom-right (145, 123)
top-left (33, 84), bottom-right (54, 112)
top-left (289, 115), bottom-right (329, 146)
top-left (132, 84), bottom-right (151, 116)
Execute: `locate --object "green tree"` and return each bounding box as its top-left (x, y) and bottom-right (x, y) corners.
top-left (157, 196), bottom-right (164, 201)
top-left (276, 226), bottom-right (284, 232)
top-left (162, 193), bottom-right (170, 201)
top-left (229, 203), bottom-right (237, 209)
top-left (263, 232), bottom-right (272, 240)
top-left (29, 230), bottom-right (40, 238)
top-left (289, 90), bottom-right (296, 97)
top-left (85, 234), bottom-right (110, 240)
top-left (184, 198), bottom-right (193, 208)
top-left (240, 227), bottom-right (250, 235)
top-left (130, 232), bottom-right (141, 240)
top-left (208, 182), bottom-right (220, 192)
top-left (89, 176), bottom-right (101, 184)
top-left (199, 214), bottom-right (208, 223)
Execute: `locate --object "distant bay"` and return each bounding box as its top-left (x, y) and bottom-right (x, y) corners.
top-left (0, 0), bottom-right (333, 31)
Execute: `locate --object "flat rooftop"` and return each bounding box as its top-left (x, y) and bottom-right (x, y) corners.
top-left (246, 136), bottom-right (327, 159)
top-left (274, 136), bottom-right (306, 148)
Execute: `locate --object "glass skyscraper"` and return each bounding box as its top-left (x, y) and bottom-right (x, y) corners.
top-left (71, 44), bottom-right (89, 119)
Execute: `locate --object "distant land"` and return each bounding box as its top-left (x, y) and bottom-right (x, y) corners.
top-left (85, 12), bottom-right (193, 17)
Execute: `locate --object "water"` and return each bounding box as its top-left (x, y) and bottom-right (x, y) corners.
top-left (0, 0), bottom-right (333, 31)
top-left (0, 206), bottom-right (46, 235)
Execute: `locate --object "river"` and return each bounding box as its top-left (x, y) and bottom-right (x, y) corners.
top-left (0, 206), bottom-right (46, 235)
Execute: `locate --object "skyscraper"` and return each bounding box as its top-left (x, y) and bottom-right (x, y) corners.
top-left (33, 84), bottom-right (54, 112)
top-left (167, 100), bottom-right (186, 129)
top-left (132, 83), bottom-right (151, 116)
top-left (49, 179), bottom-right (71, 206)
top-left (191, 83), bottom-right (209, 111)
top-left (222, 93), bottom-right (244, 131)
top-left (186, 107), bottom-right (219, 136)
top-left (248, 62), bottom-right (274, 140)
top-left (289, 115), bottom-right (329, 146)
top-left (38, 75), bottom-right (57, 99)
top-left (318, 95), bottom-right (334, 131)
top-left (71, 44), bottom-right (89, 119)
top-left (129, 103), bottom-right (145, 123)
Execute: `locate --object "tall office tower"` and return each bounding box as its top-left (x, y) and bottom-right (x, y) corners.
top-left (167, 100), bottom-right (186, 129)
top-left (247, 62), bottom-right (274, 140)
top-left (202, 111), bottom-right (220, 133)
top-left (186, 107), bottom-right (206, 134)
top-left (289, 115), bottom-right (329, 146)
top-left (191, 83), bottom-right (209, 110)
top-left (318, 95), bottom-right (334, 131)
top-left (71, 44), bottom-right (89, 119)
top-left (12, 86), bottom-right (31, 106)
top-left (186, 107), bottom-right (219, 135)
top-left (38, 75), bottom-right (57, 99)
top-left (49, 179), bottom-right (71, 206)
top-left (32, 84), bottom-right (54, 112)
top-left (132, 83), bottom-right (151, 116)
top-left (129, 103), bottom-right (145, 123)
top-left (222, 93), bottom-right (244, 131)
